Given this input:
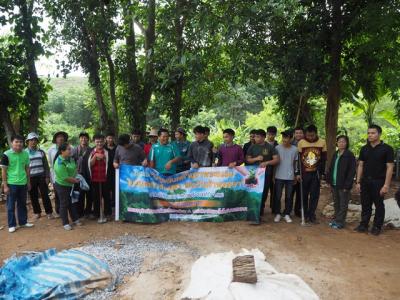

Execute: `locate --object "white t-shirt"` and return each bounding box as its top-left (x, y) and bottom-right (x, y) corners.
top-left (275, 144), bottom-right (298, 180)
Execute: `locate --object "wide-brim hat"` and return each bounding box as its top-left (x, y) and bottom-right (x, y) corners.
top-left (148, 129), bottom-right (158, 137)
top-left (26, 132), bottom-right (39, 142)
top-left (52, 131), bottom-right (69, 143)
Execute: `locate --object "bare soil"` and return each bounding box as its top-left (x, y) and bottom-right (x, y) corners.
top-left (0, 185), bottom-right (399, 300)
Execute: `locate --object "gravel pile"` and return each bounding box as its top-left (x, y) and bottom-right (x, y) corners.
top-left (78, 234), bottom-right (198, 300)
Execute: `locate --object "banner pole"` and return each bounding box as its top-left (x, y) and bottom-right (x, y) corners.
top-left (115, 168), bottom-right (120, 221)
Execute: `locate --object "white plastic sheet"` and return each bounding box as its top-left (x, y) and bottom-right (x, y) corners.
top-left (181, 249), bottom-right (319, 300)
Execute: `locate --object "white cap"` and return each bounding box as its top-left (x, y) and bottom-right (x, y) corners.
top-left (26, 132), bottom-right (39, 141)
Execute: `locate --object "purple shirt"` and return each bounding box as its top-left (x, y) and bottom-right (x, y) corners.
top-left (217, 144), bottom-right (244, 166)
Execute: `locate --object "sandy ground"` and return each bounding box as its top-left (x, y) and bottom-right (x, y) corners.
top-left (0, 185), bottom-right (399, 300)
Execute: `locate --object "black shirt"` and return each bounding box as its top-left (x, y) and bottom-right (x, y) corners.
top-left (359, 141), bottom-right (394, 180)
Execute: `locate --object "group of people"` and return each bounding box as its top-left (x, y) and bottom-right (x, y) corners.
top-left (0, 123), bottom-right (395, 236)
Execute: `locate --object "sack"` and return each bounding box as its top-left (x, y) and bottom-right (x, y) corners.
top-left (70, 187), bottom-right (80, 204)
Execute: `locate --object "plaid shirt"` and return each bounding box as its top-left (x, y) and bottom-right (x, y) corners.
top-left (90, 149), bottom-right (107, 182)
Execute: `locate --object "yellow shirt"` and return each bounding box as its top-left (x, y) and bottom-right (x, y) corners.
top-left (298, 138), bottom-right (327, 172)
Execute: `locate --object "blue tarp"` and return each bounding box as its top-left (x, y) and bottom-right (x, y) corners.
top-left (0, 249), bottom-right (114, 300)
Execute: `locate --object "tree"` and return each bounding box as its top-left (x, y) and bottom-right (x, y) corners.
top-left (45, 0), bottom-right (120, 134)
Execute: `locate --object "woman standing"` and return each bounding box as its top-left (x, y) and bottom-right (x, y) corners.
top-left (54, 143), bottom-right (83, 230)
top-left (326, 135), bottom-right (356, 229)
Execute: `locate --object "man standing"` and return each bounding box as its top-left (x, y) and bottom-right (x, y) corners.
top-left (217, 129), bottom-right (244, 167)
top-left (172, 128), bottom-right (191, 173)
top-left (149, 129), bottom-right (181, 176)
top-left (187, 126), bottom-right (214, 168)
top-left (26, 132), bottom-right (54, 220)
top-left (243, 129), bottom-right (257, 158)
top-left (72, 132), bottom-right (92, 218)
top-left (291, 126), bottom-right (304, 217)
top-left (273, 130), bottom-right (298, 223)
top-left (113, 134), bottom-right (148, 168)
top-left (246, 129), bottom-right (280, 221)
top-left (297, 125), bottom-right (327, 224)
top-left (1, 135), bottom-right (34, 233)
top-left (48, 131), bottom-right (69, 215)
top-left (131, 129), bottom-right (145, 149)
top-left (144, 129), bottom-right (159, 157)
top-left (89, 134), bottom-right (111, 223)
top-left (105, 133), bottom-right (117, 207)
top-left (354, 124), bottom-right (394, 236)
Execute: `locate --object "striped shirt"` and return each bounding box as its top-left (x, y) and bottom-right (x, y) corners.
top-left (25, 148), bottom-right (49, 177)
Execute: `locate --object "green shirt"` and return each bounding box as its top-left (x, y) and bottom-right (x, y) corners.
top-left (246, 143), bottom-right (277, 165)
top-left (54, 156), bottom-right (77, 187)
top-left (332, 152), bottom-right (341, 186)
top-left (149, 142), bottom-right (181, 174)
top-left (0, 149), bottom-right (30, 185)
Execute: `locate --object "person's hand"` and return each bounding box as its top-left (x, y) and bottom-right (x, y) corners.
top-left (355, 183), bottom-right (361, 193)
top-left (3, 184), bottom-right (9, 195)
top-left (27, 182), bottom-right (31, 191)
top-left (142, 159), bottom-right (148, 167)
top-left (73, 178), bottom-right (80, 184)
top-left (257, 155), bottom-right (264, 162)
top-left (165, 161), bottom-right (172, 171)
top-left (228, 162), bottom-right (237, 168)
top-left (192, 162), bottom-right (200, 169)
top-left (296, 175), bottom-right (302, 183)
top-left (113, 162), bottom-right (120, 169)
top-left (380, 185), bottom-right (389, 196)
top-left (96, 153), bottom-right (105, 160)
top-left (259, 162), bottom-right (268, 168)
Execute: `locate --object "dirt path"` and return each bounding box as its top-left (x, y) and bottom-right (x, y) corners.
top-left (1, 187), bottom-right (399, 300)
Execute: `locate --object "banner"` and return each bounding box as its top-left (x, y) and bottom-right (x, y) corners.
top-left (116, 165), bottom-right (265, 223)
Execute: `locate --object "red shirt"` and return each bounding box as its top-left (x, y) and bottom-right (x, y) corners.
top-left (144, 143), bottom-right (152, 157)
top-left (91, 149), bottom-right (107, 182)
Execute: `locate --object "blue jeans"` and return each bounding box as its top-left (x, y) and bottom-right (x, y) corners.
top-left (273, 179), bottom-right (294, 215)
top-left (7, 184), bottom-right (28, 228)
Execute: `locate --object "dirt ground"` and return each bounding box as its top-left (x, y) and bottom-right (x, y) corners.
top-left (0, 185), bottom-right (399, 300)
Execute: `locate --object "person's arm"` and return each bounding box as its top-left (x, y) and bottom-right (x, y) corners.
top-left (381, 162), bottom-right (394, 196)
top-left (57, 163), bottom-right (79, 184)
top-left (1, 154), bottom-right (9, 194)
top-left (246, 155), bottom-right (263, 164)
top-left (42, 151), bottom-right (51, 183)
top-left (113, 147), bottom-right (120, 169)
top-left (355, 161), bottom-right (363, 192)
top-left (235, 146), bottom-right (245, 166)
top-left (344, 154), bottom-right (357, 191)
top-left (260, 154), bottom-right (280, 168)
top-left (25, 165), bottom-right (31, 191)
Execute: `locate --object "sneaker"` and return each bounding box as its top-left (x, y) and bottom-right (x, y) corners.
top-left (53, 213), bottom-right (60, 219)
top-left (33, 213), bottom-right (41, 220)
top-left (331, 223), bottom-right (344, 229)
top-left (0, 226), bottom-right (4, 230)
top-left (283, 215), bottom-right (292, 223)
top-left (47, 214), bottom-right (55, 220)
top-left (74, 220), bottom-right (83, 226)
top-left (329, 221), bottom-right (337, 227)
top-left (97, 217), bottom-right (107, 224)
top-left (354, 224), bottom-right (368, 233)
top-left (370, 226), bottom-right (381, 236)
top-left (63, 224), bottom-right (73, 231)
top-left (274, 214), bottom-right (281, 223)
top-left (21, 223), bottom-right (34, 228)
top-left (8, 227), bottom-right (16, 233)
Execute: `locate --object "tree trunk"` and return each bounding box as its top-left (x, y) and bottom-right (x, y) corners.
top-left (18, 0), bottom-right (41, 132)
top-left (124, 0), bottom-right (156, 134)
top-left (0, 105), bottom-right (16, 145)
top-left (106, 54), bottom-right (119, 135)
top-left (325, 0), bottom-right (343, 166)
top-left (171, 0), bottom-right (186, 132)
top-left (90, 70), bottom-right (110, 133)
